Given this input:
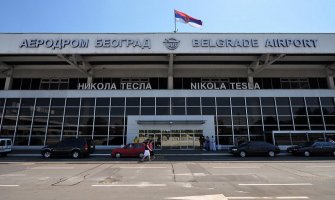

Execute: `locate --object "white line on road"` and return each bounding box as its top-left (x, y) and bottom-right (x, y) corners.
top-left (0, 185), bottom-right (19, 187)
top-left (31, 167), bottom-right (74, 170)
top-left (226, 197), bottom-right (309, 199)
top-left (238, 183), bottom-right (313, 186)
top-left (305, 165), bottom-right (335, 168)
top-left (0, 174), bottom-right (26, 177)
top-left (174, 173), bottom-right (207, 176)
top-left (92, 183), bottom-right (166, 187)
top-left (213, 167), bottom-right (260, 169)
top-left (117, 166), bottom-right (168, 169)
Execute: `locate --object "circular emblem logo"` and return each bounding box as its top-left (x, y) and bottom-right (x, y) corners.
top-left (163, 38), bottom-right (180, 50)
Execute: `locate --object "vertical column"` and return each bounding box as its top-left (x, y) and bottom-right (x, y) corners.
top-left (87, 76), bottom-right (93, 84)
top-left (326, 68), bottom-right (335, 89)
top-left (248, 68), bottom-right (254, 86)
top-left (4, 76), bottom-right (13, 90)
top-left (168, 54), bottom-right (174, 89)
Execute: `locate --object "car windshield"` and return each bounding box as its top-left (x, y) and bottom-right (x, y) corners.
top-left (300, 142), bottom-right (314, 147)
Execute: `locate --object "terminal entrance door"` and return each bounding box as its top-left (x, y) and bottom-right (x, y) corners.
top-left (139, 130), bottom-right (202, 150)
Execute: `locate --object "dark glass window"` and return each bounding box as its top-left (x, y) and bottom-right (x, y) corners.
top-left (111, 98), bottom-right (125, 106)
top-left (187, 98), bottom-right (200, 106)
top-left (320, 97), bottom-right (334, 106)
top-left (262, 107), bottom-right (276, 115)
top-left (305, 97), bottom-right (319, 106)
top-left (51, 98), bottom-right (65, 106)
top-left (110, 117), bottom-right (124, 126)
top-left (126, 107), bottom-right (139, 115)
top-left (248, 126), bottom-right (263, 135)
top-left (248, 116), bottom-right (263, 125)
top-left (36, 98), bottom-right (50, 106)
top-left (217, 107), bottom-right (231, 115)
top-left (65, 107), bottom-right (80, 116)
top-left (201, 97), bottom-right (215, 106)
top-left (172, 98), bottom-right (185, 106)
top-left (246, 98), bottom-right (260, 106)
top-left (278, 116), bottom-right (293, 125)
top-left (156, 107), bottom-right (170, 115)
top-left (172, 107), bottom-right (185, 115)
top-left (231, 98), bottom-right (245, 106)
top-left (21, 98), bottom-right (35, 107)
top-left (233, 116), bottom-right (247, 125)
top-left (96, 98), bottom-right (110, 106)
top-left (66, 98), bottom-right (80, 106)
top-left (276, 97), bottom-right (290, 106)
top-left (216, 97), bottom-right (230, 106)
top-left (292, 107), bottom-right (307, 115)
top-left (174, 78), bottom-right (183, 89)
top-left (50, 108), bottom-right (64, 116)
top-left (95, 117), bottom-right (109, 125)
top-left (322, 107), bottom-right (335, 115)
top-left (187, 107), bottom-right (201, 115)
top-left (307, 107), bottom-right (321, 115)
top-left (202, 107), bottom-right (216, 115)
top-left (217, 116), bottom-right (232, 125)
top-left (6, 98), bottom-right (20, 107)
top-left (309, 116), bottom-right (323, 124)
top-left (156, 98), bottom-right (170, 106)
top-left (81, 98), bottom-right (95, 106)
top-left (141, 98), bottom-right (155, 106)
top-left (19, 108), bottom-right (34, 116)
top-left (79, 117), bottom-right (94, 125)
top-left (294, 116), bottom-right (308, 125)
top-left (233, 126), bottom-right (248, 135)
top-left (291, 97), bottom-right (305, 106)
top-left (277, 107), bottom-right (291, 115)
top-left (110, 107), bottom-right (124, 115)
top-left (261, 97), bottom-right (275, 106)
top-left (80, 107), bottom-right (95, 116)
top-left (247, 107), bottom-right (261, 115)
top-left (263, 116), bottom-right (277, 125)
top-left (141, 107), bottom-right (155, 115)
top-left (95, 107), bottom-right (109, 116)
top-left (126, 98), bottom-right (140, 106)
top-left (232, 107), bottom-right (246, 115)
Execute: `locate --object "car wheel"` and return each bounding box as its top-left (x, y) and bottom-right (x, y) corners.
top-left (139, 152), bottom-right (144, 158)
top-left (268, 151), bottom-right (275, 157)
top-left (115, 153), bottom-right (121, 158)
top-left (43, 151), bottom-right (51, 159)
top-left (304, 151), bottom-right (310, 157)
top-left (239, 151), bottom-right (246, 158)
top-left (72, 151), bottom-right (80, 159)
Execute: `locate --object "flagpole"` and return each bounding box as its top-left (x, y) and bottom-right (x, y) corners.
top-left (174, 10), bottom-right (177, 33)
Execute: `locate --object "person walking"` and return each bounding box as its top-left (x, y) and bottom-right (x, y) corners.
top-left (199, 135), bottom-right (205, 150)
top-left (211, 136), bottom-right (216, 151)
top-left (205, 136), bottom-right (210, 151)
top-left (141, 141), bottom-right (152, 162)
top-left (149, 140), bottom-right (155, 160)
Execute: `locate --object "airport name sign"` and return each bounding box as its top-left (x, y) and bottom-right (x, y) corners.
top-left (18, 38), bottom-right (318, 50)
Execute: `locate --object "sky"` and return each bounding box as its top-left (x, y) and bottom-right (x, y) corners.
top-left (0, 0), bottom-right (334, 33)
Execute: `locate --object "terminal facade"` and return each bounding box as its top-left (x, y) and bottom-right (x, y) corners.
top-left (0, 33), bottom-right (334, 149)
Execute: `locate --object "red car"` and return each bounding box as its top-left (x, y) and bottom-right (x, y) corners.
top-left (111, 143), bottom-right (145, 158)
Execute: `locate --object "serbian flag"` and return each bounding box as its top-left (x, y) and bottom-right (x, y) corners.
top-left (175, 10), bottom-right (203, 28)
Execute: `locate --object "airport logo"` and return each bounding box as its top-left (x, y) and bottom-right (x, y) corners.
top-left (163, 38), bottom-right (180, 50)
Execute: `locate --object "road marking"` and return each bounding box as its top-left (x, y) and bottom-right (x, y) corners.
top-left (226, 197), bottom-right (308, 199)
top-left (166, 194), bottom-right (227, 200)
top-left (175, 173), bottom-right (207, 176)
top-left (0, 185), bottom-right (19, 187)
top-left (92, 183), bottom-right (166, 187)
top-left (117, 166), bottom-right (168, 169)
top-left (0, 174), bottom-right (26, 177)
top-left (31, 167), bottom-right (74, 170)
top-left (238, 183), bottom-right (313, 186)
top-left (305, 165), bottom-right (335, 168)
top-left (213, 166), bottom-right (259, 169)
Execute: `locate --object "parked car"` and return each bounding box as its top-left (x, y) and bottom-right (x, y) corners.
top-left (286, 142), bottom-right (314, 153)
top-left (111, 143), bottom-right (145, 158)
top-left (41, 138), bottom-right (95, 159)
top-left (229, 141), bottom-right (280, 157)
top-left (0, 138), bottom-right (12, 157)
top-left (289, 141), bottom-right (335, 157)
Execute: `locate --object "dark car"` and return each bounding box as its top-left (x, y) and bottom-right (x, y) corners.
top-left (41, 138), bottom-right (95, 159)
top-left (291, 142), bottom-right (335, 157)
top-left (111, 143), bottom-right (145, 158)
top-left (286, 142), bottom-right (314, 153)
top-left (229, 141), bottom-right (280, 157)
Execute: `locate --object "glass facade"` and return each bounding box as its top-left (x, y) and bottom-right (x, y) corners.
top-left (0, 96), bottom-right (334, 146)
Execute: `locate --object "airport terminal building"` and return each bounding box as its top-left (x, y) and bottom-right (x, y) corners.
top-left (0, 33), bottom-right (334, 150)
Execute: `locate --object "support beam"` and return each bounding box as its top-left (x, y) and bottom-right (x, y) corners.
top-left (326, 63), bottom-right (335, 89)
top-left (168, 54), bottom-right (174, 89)
top-left (249, 54), bottom-right (285, 76)
top-left (57, 54), bottom-right (90, 76)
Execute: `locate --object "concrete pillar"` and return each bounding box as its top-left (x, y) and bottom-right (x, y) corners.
top-left (248, 76), bottom-right (254, 85)
top-left (87, 76), bottom-right (93, 84)
top-left (326, 69), bottom-right (335, 89)
top-left (4, 76), bottom-right (13, 90)
top-left (168, 54), bottom-right (174, 89)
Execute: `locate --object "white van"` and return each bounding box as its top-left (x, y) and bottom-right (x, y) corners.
top-left (0, 138), bottom-right (12, 156)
